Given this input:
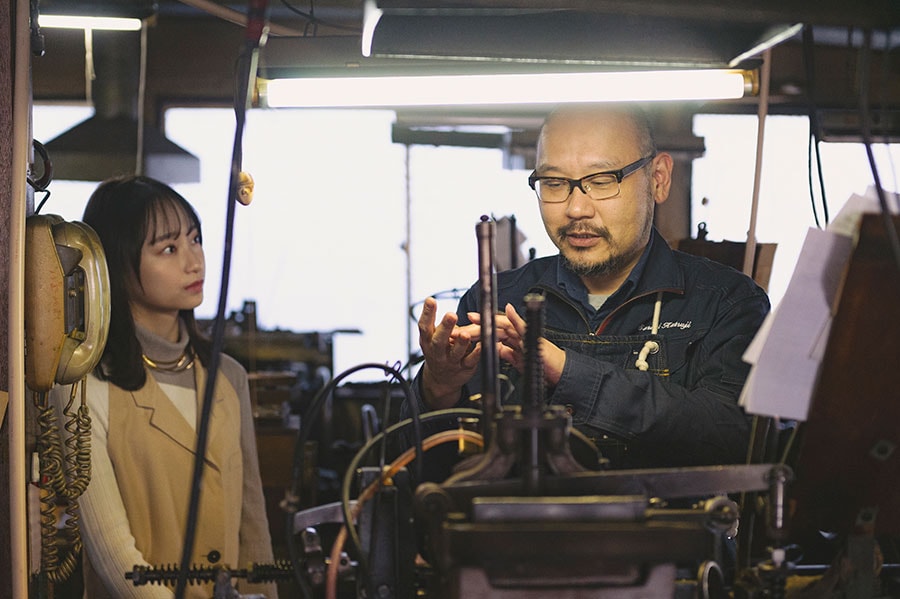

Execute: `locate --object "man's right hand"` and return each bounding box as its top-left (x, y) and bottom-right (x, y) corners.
top-left (418, 297), bottom-right (481, 409)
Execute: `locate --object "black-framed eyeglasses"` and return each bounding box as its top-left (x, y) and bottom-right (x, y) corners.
top-left (528, 154), bottom-right (656, 203)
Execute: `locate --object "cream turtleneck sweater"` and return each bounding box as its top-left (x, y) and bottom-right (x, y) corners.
top-left (135, 323), bottom-right (198, 429)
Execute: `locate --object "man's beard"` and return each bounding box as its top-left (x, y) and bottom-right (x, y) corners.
top-left (560, 242), bottom-right (636, 279)
top-left (557, 217), bottom-right (650, 280)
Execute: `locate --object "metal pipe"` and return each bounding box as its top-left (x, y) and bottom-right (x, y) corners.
top-left (9, 0), bottom-right (33, 594)
top-left (404, 145), bottom-right (413, 377)
top-left (522, 293), bottom-right (545, 493)
top-left (743, 48), bottom-right (771, 278)
top-left (476, 216), bottom-right (499, 447)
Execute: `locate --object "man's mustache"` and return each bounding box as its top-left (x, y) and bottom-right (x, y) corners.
top-left (557, 223), bottom-right (611, 240)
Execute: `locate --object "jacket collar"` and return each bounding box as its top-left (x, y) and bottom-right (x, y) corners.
top-left (127, 365), bottom-right (229, 471)
top-left (633, 228), bottom-right (685, 297)
top-left (542, 227), bottom-right (685, 306)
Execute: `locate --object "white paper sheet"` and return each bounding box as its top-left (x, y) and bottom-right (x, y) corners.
top-left (740, 187), bottom-right (898, 420)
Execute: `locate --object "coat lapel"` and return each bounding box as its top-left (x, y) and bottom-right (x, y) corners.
top-left (130, 372), bottom-right (197, 455)
top-left (128, 366), bottom-right (226, 471)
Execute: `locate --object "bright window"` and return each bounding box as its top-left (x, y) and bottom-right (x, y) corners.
top-left (31, 106), bottom-right (554, 380)
top-left (692, 113), bottom-right (897, 307)
top-left (32, 106), bottom-right (897, 381)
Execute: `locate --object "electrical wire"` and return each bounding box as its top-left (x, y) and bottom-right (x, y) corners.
top-left (302, 1), bottom-right (316, 37)
top-left (779, 423), bottom-right (800, 466)
top-left (802, 25), bottom-right (820, 229)
top-left (28, 139), bottom-right (53, 214)
top-left (361, 372), bottom-right (401, 587)
top-left (283, 406), bottom-right (480, 597)
top-left (280, 0), bottom-right (362, 34)
top-left (283, 361), bottom-right (420, 598)
top-left (174, 5), bottom-right (268, 597)
top-left (376, 366), bottom-right (399, 470)
top-left (33, 189), bottom-right (51, 214)
top-left (337, 408), bottom-right (481, 581)
top-left (878, 29), bottom-right (899, 197)
top-left (858, 28), bottom-right (900, 276)
top-left (407, 288), bottom-right (468, 322)
top-left (326, 427), bottom-right (484, 599)
top-left (286, 362), bottom-right (420, 507)
top-left (802, 25), bottom-right (830, 228)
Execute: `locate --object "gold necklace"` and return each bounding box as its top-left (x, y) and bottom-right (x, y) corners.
top-left (142, 347), bottom-right (195, 372)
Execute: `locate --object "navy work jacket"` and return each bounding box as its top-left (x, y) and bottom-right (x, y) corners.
top-left (406, 228), bottom-right (770, 470)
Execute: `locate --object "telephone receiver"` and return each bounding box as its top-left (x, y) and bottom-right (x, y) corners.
top-left (25, 214), bottom-right (111, 392)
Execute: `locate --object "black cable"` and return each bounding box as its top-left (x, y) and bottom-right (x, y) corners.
top-left (302, 0), bottom-right (317, 37)
top-left (407, 288), bottom-right (468, 322)
top-left (377, 363), bottom-right (400, 471)
top-left (287, 362), bottom-right (420, 502)
top-left (364, 373), bottom-right (399, 579)
top-left (878, 29), bottom-right (899, 198)
top-left (362, 365), bottom-right (403, 585)
top-left (806, 132), bottom-right (821, 229)
top-left (802, 25), bottom-right (830, 228)
top-left (858, 29), bottom-right (900, 276)
top-left (339, 407), bottom-right (483, 576)
top-left (30, 139), bottom-right (53, 214)
top-left (33, 189), bottom-right (51, 215)
top-left (283, 362), bottom-right (421, 592)
top-left (802, 25), bottom-right (821, 229)
top-left (174, 3), bottom-right (268, 596)
top-left (279, 0), bottom-right (361, 34)
top-left (286, 403), bottom-right (473, 596)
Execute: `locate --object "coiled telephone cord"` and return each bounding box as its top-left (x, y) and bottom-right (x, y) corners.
top-left (34, 381), bottom-right (92, 582)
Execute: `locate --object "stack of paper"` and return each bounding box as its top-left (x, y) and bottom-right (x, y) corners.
top-left (739, 187), bottom-right (899, 421)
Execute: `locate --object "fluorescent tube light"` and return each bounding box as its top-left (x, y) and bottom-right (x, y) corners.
top-left (262, 69), bottom-right (754, 109)
top-left (38, 15), bottom-right (143, 31)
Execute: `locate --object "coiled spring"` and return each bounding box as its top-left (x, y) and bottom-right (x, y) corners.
top-left (126, 560), bottom-right (295, 586)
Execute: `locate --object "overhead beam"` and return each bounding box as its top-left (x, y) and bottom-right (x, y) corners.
top-left (373, 0), bottom-right (900, 28)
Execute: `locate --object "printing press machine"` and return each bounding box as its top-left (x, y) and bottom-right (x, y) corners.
top-left (126, 217), bottom-right (899, 599)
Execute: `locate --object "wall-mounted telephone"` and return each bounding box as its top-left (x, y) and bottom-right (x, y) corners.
top-left (25, 214), bottom-right (111, 583)
top-left (25, 214), bottom-right (111, 392)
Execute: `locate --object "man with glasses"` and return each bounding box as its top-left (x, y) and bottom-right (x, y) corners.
top-left (410, 103), bottom-right (770, 471)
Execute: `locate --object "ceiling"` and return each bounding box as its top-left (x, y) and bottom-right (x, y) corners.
top-left (30, 0), bottom-right (900, 154)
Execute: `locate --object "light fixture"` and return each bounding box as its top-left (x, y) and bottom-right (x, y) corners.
top-left (37, 14), bottom-right (143, 31)
top-left (42, 27), bottom-right (200, 183)
top-left (261, 68), bottom-right (756, 109)
top-left (359, 5), bottom-right (801, 70)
